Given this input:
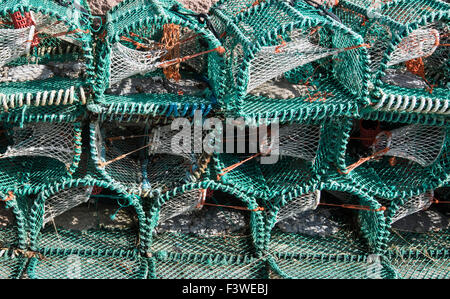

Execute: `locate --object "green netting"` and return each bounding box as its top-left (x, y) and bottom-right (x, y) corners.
top-left (385, 229), bottom-right (449, 279)
top-left (151, 253), bottom-right (267, 279)
top-left (0, 255), bottom-right (28, 279)
top-left (268, 254), bottom-right (397, 279)
top-left (27, 254), bottom-right (148, 279)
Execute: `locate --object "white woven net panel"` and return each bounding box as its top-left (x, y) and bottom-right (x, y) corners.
top-left (108, 24), bottom-right (210, 87)
top-left (95, 123), bottom-right (143, 193)
top-left (246, 28), bottom-right (346, 93)
top-left (32, 12), bottom-right (83, 46)
top-left (42, 186), bottom-right (93, 226)
top-left (260, 123), bottom-right (320, 162)
top-left (364, 21), bottom-right (393, 71)
top-left (275, 190), bottom-right (321, 224)
top-left (372, 124), bottom-right (446, 167)
top-left (0, 26), bottom-right (34, 68)
top-left (157, 189), bottom-right (203, 224)
top-left (1, 122), bottom-right (78, 168)
top-left (388, 27), bottom-right (440, 66)
top-left (109, 42), bottom-right (167, 87)
top-left (146, 154), bottom-right (194, 191)
top-left (390, 190), bottom-right (434, 224)
top-left (148, 123), bottom-right (215, 162)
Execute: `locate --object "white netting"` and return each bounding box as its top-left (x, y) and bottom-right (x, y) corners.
top-left (95, 123), bottom-right (143, 193)
top-left (390, 190), bottom-right (434, 224)
top-left (148, 124), bottom-right (206, 162)
top-left (260, 123), bottom-right (320, 162)
top-left (246, 29), bottom-right (346, 92)
top-left (109, 42), bottom-right (167, 87)
top-left (31, 10), bottom-right (84, 47)
top-left (0, 26), bottom-right (34, 68)
top-left (388, 28), bottom-right (440, 66)
top-left (157, 189), bottom-right (204, 224)
top-left (275, 190), bottom-right (321, 224)
top-left (372, 124), bottom-right (446, 167)
top-left (0, 122), bottom-right (79, 168)
top-left (42, 186), bottom-right (93, 226)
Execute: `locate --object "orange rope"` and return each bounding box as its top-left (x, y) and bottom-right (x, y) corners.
top-left (201, 202), bottom-right (264, 212)
top-left (339, 147), bottom-right (390, 175)
top-left (158, 46), bottom-right (225, 69)
top-left (1, 191), bottom-right (14, 202)
top-left (319, 202), bottom-right (386, 212)
top-left (99, 143), bottom-right (154, 168)
top-left (160, 24), bottom-right (182, 81)
top-left (217, 152), bottom-right (261, 181)
top-left (343, 43), bottom-right (370, 52)
top-left (275, 35), bottom-right (287, 53)
top-left (106, 134), bottom-right (152, 142)
top-left (432, 199), bottom-right (450, 204)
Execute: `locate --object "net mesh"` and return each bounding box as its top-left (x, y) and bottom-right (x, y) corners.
top-left (261, 123), bottom-right (321, 162)
top-left (93, 122), bottom-right (144, 194)
top-left (156, 189), bottom-right (203, 224)
top-left (389, 191), bottom-right (434, 224)
top-left (42, 186), bottom-right (93, 226)
top-left (1, 122), bottom-right (81, 169)
top-left (0, 27), bottom-right (33, 68)
top-left (372, 124), bottom-right (446, 167)
top-left (275, 191), bottom-right (321, 224)
top-left (28, 254), bottom-right (147, 279)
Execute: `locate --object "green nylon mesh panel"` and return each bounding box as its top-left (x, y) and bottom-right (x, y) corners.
top-left (0, 256), bottom-right (27, 279)
top-left (28, 254), bottom-right (148, 279)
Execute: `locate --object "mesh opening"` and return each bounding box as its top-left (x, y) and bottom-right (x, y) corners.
top-left (269, 194), bottom-right (371, 256)
top-left (335, 0), bottom-right (449, 93)
top-left (93, 121), bottom-right (145, 194)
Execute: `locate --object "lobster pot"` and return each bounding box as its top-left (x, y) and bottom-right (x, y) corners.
top-left (0, 1), bottom-right (93, 111)
top-left (94, 0), bottom-right (224, 117)
top-left (92, 121), bottom-right (146, 195)
top-left (266, 188), bottom-right (389, 278)
top-left (149, 189), bottom-right (266, 279)
top-left (210, 0), bottom-right (369, 120)
top-left (27, 182), bottom-right (148, 279)
top-left (1, 121), bottom-right (82, 171)
top-left (334, 0), bottom-right (450, 114)
top-left (261, 123), bottom-right (321, 163)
